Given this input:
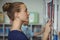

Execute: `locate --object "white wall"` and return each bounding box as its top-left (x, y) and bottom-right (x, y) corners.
top-left (0, 0), bottom-right (46, 25)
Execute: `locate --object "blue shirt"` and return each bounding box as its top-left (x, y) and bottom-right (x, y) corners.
top-left (8, 30), bottom-right (29, 40)
top-left (21, 25), bottom-right (34, 38)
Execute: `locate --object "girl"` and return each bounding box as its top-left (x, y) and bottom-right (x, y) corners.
top-left (2, 2), bottom-right (52, 40)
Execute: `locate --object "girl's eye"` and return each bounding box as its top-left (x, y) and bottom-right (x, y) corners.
top-left (25, 8), bottom-right (27, 12)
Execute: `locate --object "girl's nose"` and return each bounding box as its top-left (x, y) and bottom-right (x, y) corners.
top-left (27, 11), bottom-right (29, 16)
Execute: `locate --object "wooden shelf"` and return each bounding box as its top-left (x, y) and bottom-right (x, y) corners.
top-left (0, 24), bottom-right (3, 27)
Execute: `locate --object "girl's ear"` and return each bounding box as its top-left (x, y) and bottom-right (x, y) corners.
top-left (14, 12), bottom-right (19, 18)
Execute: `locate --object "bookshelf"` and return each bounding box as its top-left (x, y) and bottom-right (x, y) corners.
top-left (31, 25), bottom-right (43, 40)
top-left (0, 24), bottom-right (43, 40)
top-left (0, 24), bottom-right (42, 40)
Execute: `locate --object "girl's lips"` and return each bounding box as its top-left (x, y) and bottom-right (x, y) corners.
top-left (27, 17), bottom-right (29, 19)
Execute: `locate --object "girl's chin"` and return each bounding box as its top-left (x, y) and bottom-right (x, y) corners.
top-left (23, 21), bottom-right (29, 25)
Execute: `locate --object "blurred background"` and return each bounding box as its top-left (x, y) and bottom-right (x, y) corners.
top-left (0, 0), bottom-right (60, 40)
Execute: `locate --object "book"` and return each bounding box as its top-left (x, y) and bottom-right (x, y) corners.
top-left (0, 12), bottom-right (4, 23)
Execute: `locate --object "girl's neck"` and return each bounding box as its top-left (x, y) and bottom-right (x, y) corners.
top-left (11, 18), bottom-right (23, 31)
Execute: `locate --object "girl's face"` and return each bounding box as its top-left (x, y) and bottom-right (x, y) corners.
top-left (16, 4), bottom-right (29, 24)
